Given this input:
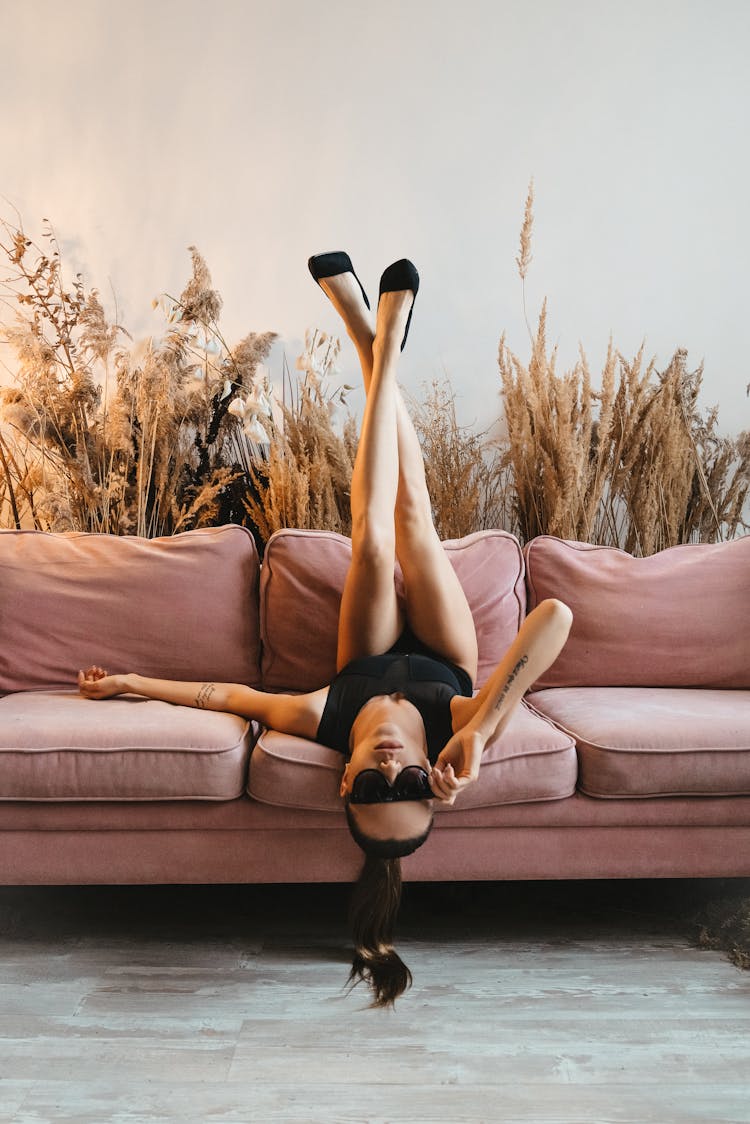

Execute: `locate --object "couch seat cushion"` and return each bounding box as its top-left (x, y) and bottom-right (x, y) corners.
top-left (526, 687), bottom-right (750, 798)
top-left (247, 701), bottom-right (576, 812)
top-left (260, 528), bottom-right (526, 692)
top-left (523, 535), bottom-right (750, 689)
top-left (0, 691), bottom-right (254, 801)
top-left (0, 525), bottom-right (261, 692)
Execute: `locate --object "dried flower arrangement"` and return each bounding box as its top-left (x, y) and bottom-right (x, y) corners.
top-left (242, 329), bottom-right (358, 550)
top-left (406, 380), bottom-right (512, 540)
top-left (0, 210), bottom-right (337, 542)
top-left (499, 182), bottom-right (750, 553)
top-left (1, 195), bottom-right (748, 553)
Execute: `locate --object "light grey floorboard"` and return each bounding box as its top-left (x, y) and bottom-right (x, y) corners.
top-left (0, 880), bottom-right (748, 1123)
top-left (5, 1081), bottom-right (750, 1124)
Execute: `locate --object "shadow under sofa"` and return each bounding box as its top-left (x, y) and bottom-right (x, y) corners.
top-left (0, 524), bottom-right (748, 885)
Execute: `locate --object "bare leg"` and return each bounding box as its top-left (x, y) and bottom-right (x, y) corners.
top-left (321, 275), bottom-right (478, 681)
top-left (335, 291), bottom-right (413, 670)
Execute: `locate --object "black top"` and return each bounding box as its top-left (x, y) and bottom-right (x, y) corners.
top-left (315, 636), bottom-right (474, 764)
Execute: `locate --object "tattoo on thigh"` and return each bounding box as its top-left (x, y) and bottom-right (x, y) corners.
top-left (195, 682), bottom-right (216, 709)
top-left (494, 655), bottom-right (529, 712)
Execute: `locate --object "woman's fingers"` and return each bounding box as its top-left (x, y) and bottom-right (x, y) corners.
top-left (78, 668), bottom-right (105, 696)
top-left (80, 665), bottom-right (107, 681)
top-left (430, 760), bottom-right (476, 804)
top-left (428, 766), bottom-right (450, 800)
top-left (429, 764), bottom-right (461, 804)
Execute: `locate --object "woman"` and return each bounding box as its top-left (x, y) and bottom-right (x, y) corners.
top-left (78, 252), bottom-right (573, 1007)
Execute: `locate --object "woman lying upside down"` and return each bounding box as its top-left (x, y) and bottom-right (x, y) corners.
top-left (79, 251), bottom-right (573, 1007)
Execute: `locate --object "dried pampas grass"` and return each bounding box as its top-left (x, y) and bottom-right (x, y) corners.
top-left (2, 203), bottom-right (747, 553)
top-left (406, 380), bottom-right (511, 539)
top-left (243, 334), bottom-right (358, 550)
top-left (0, 212), bottom-right (275, 537)
top-left (498, 187), bottom-right (750, 553)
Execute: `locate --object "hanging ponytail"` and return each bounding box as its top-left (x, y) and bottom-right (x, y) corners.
top-left (347, 854), bottom-right (411, 1007)
top-left (344, 805), bottom-right (433, 1008)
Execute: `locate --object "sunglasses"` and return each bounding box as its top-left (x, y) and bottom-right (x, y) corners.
top-left (348, 765), bottom-right (434, 805)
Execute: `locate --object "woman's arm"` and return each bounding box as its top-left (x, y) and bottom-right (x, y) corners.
top-left (77, 667), bottom-right (327, 739)
top-left (460, 598), bottom-right (573, 742)
top-left (430, 599), bottom-right (573, 802)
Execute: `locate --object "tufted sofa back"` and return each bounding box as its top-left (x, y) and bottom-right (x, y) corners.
top-left (4, 524), bottom-right (747, 697)
top-left (259, 528), bottom-right (527, 692)
top-left (523, 535), bottom-right (750, 689)
top-left (0, 526), bottom-right (262, 691)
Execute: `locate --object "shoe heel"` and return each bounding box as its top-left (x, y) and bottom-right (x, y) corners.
top-left (378, 258), bottom-right (420, 351)
top-left (307, 251), bottom-right (370, 310)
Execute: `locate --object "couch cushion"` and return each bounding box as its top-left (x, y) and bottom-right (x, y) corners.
top-left (0, 525), bottom-right (261, 692)
top-left (523, 535), bottom-right (750, 689)
top-left (0, 690), bottom-right (254, 801)
top-left (247, 700), bottom-right (576, 812)
top-left (527, 686), bottom-right (750, 798)
top-left (260, 528), bottom-right (526, 692)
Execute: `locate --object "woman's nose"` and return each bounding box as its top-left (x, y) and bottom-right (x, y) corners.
top-left (378, 759), bottom-right (402, 783)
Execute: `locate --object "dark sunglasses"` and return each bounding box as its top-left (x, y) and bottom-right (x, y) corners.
top-left (348, 765), bottom-right (433, 805)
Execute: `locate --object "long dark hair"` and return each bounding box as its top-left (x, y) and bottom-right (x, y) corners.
top-left (344, 805), bottom-right (432, 1007)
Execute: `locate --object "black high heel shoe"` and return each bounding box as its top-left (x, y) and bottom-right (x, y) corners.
top-left (378, 259), bottom-right (420, 352)
top-left (307, 251), bottom-right (370, 310)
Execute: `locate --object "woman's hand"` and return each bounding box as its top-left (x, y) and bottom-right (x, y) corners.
top-left (77, 666), bottom-right (126, 700)
top-left (429, 727), bottom-right (485, 805)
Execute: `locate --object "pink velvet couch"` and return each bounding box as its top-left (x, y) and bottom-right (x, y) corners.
top-left (1, 524), bottom-right (749, 886)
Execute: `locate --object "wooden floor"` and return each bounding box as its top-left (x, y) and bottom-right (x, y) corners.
top-left (0, 879), bottom-right (748, 1124)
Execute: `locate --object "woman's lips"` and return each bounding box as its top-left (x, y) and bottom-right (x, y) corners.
top-left (374, 741), bottom-right (404, 751)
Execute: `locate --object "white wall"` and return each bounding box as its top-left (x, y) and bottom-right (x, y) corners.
top-left (2, 0), bottom-right (749, 436)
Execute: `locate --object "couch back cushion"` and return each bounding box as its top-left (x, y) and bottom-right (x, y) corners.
top-left (260, 528), bottom-right (526, 691)
top-left (524, 534), bottom-right (750, 688)
top-left (0, 526), bottom-right (261, 692)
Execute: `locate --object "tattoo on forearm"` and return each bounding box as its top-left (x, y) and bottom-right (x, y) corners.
top-left (195, 682), bottom-right (216, 709)
top-left (493, 655), bottom-right (529, 712)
